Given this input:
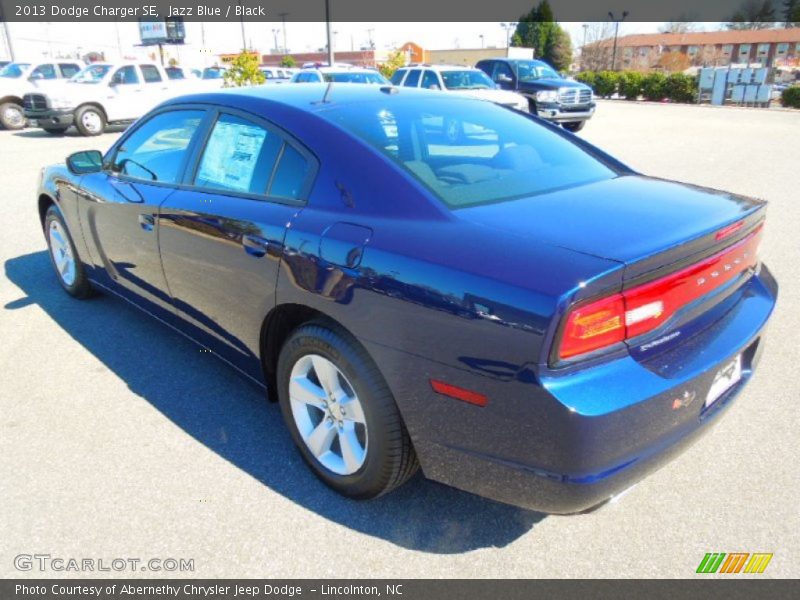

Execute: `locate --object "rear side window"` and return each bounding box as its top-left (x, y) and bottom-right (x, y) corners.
top-left (403, 69), bottom-right (421, 87)
top-left (269, 144), bottom-right (310, 200)
top-left (165, 67), bottom-right (185, 80)
top-left (140, 65), bottom-right (162, 83)
top-left (195, 114), bottom-right (282, 195)
top-left (59, 63), bottom-right (80, 78)
top-left (390, 70), bottom-right (406, 86)
top-left (113, 110), bottom-right (204, 183)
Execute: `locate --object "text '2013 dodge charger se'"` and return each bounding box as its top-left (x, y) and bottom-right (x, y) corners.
top-left (37, 85), bottom-right (777, 513)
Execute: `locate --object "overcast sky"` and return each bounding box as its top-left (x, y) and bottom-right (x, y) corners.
top-left (3, 21), bottom-right (719, 64)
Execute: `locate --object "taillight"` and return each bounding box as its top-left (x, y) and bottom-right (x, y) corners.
top-left (557, 224), bottom-right (763, 361)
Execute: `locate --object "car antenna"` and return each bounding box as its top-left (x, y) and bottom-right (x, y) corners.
top-left (322, 82), bottom-right (334, 103)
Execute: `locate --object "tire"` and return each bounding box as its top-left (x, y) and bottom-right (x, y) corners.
top-left (42, 126), bottom-right (69, 135)
top-left (563, 120), bottom-right (586, 133)
top-left (74, 105), bottom-right (106, 136)
top-left (0, 101), bottom-right (25, 130)
top-left (44, 204), bottom-right (94, 299)
top-left (277, 321), bottom-right (419, 499)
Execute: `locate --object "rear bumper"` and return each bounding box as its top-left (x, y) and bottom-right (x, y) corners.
top-left (368, 265), bottom-right (777, 513)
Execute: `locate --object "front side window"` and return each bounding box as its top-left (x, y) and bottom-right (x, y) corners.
top-left (492, 62), bottom-right (514, 82)
top-left (30, 64), bottom-right (57, 79)
top-left (390, 69), bottom-right (406, 85)
top-left (403, 69), bottom-right (421, 87)
top-left (111, 66), bottom-right (139, 85)
top-left (195, 114), bottom-right (282, 195)
top-left (421, 71), bottom-right (440, 89)
top-left (441, 70), bottom-right (494, 90)
top-left (321, 98), bottom-right (616, 209)
top-left (72, 64), bottom-right (111, 83)
top-left (140, 65), bottom-right (163, 83)
top-left (165, 67), bottom-right (185, 80)
top-left (59, 63), bottom-right (81, 78)
top-left (113, 110), bottom-right (204, 183)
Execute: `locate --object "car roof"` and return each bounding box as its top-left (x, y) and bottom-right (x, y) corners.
top-left (161, 82), bottom-right (477, 114)
top-left (402, 64), bottom-right (483, 72)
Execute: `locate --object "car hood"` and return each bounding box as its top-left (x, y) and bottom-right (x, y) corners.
top-left (518, 77), bottom-right (587, 91)
top-left (449, 88), bottom-right (526, 106)
top-left (458, 175), bottom-right (765, 276)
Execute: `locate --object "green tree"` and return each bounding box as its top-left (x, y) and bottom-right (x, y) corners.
top-left (726, 0), bottom-right (778, 29)
top-left (223, 51), bottom-right (265, 88)
top-left (512, 1), bottom-right (572, 71)
top-left (785, 0), bottom-right (800, 25)
top-left (378, 50), bottom-right (407, 79)
top-left (280, 55), bottom-right (297, 68)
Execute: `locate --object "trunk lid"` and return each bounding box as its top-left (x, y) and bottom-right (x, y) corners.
top-left (459, 175), bottom-right (766, 280)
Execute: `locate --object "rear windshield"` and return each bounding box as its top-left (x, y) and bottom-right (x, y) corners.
top-left (320, 98), bottom-right (616, 208)
top-left (322, 71), bottom-right (388, 84)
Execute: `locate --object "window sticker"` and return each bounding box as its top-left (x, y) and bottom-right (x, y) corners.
top-left (197, 121), bottom-right (267, 193)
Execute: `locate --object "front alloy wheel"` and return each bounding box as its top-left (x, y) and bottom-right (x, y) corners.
top-left (277, 322), bottom-right (419, 499)
top-left (44, 205), bottom-right (94, 298)
top-left (0, 102), bottom-right (25, 130)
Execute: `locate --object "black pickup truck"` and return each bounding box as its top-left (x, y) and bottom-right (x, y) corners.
top-left (476, 58), bottom-right (595, 132)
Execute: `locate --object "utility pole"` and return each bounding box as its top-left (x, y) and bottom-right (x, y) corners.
top-left (500, 22), bottom-right (516, 57)
top-left (479, 34), bottom-right (484, 48)
top-left (325, 0), bottom-right (334, 66)
top-left (608, 10), bottom-right (628, 71)
top-left (581, 23), bottom-right (588, 71)
top-left (0, 2), bottom-right (14, 61)
top-left (279, 12), bottom-right (288, 54)
top-left (238, 0), bottom-right (246, 50)
top-left (272, 29), bottom-right (280, 53)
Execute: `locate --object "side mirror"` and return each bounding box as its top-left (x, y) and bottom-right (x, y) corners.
top-left (66, 150), bottom-right (103, 175)
top-left (495, 73), bottom-right (514, 89)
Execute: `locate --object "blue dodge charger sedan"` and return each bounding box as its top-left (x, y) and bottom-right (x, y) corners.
top-left (37, 84), bottom-right (777, 513)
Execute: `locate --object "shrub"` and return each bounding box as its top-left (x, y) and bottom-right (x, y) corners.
top-left (641, 72), bottom-right (668, 101)
top-left (223, 52), bottom-right (265, 88)
top-left (781, 86), bottom-right (800, 109)
top-left (618, 71), bottom-right (645, 100)
top-left (280, 55), bottom-right (296, 68)
top-left (665, 73), bottom-right (697, 103)
top-left (593, 71), bottom-right (620, 98)
top-left (574, 71), bottom-right (595, 89)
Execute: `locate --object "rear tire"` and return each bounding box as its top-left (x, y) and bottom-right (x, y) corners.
top-left (563, 121), bottom-right (586, 133)
top-left (44, 205), bottom-right (94, 299)
top-left (74, 105), bottom-right (106, 136)
top-left (277, 321), bottom-right (419, 499)
top-left (0, 101), bottom-right (25, 130)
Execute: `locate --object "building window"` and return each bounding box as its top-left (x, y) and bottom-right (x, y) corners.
top-left (757, 43), bottom-right (770, 57)
top-left (688, 45), bottom-right (699, 56)
top-left (738, 44), bottom-right (751, 58)
top-left (777, 43), bottom-right (789, 55)
top-left (722, 44), bottom-right (733, 56)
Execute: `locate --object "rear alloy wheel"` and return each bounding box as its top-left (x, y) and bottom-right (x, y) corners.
top-left (0, 101), bottom-right (25, 130)
top-left (44, 205), bottom-right (94, 298)
top-left (277, 322), bottom-right (419, 499)
top-left (75, 105), bottom-right (106, 136)
top-left (563, 121), bottom-right (586, 133)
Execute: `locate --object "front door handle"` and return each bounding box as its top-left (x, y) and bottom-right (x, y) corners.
top-left (242, 234), bottom-right (269, 257)
top-left (139, 214), bottom-right (155, 232)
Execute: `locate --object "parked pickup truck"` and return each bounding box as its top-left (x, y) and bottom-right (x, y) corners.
top-left (0, 60), bottom-right (82, 130)
top-left (476, 58), bottom-right (595, 132)
top-left (23, 62), bottom-right (196, 136)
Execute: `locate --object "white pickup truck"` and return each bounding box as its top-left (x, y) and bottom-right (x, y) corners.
top-left (0, 60), bottom-right (83, 130)
top-left (23, 62), bottom-right (204, 136)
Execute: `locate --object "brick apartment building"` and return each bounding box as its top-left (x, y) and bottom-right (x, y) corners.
top-left (590, 28), bottom-right (800, 70)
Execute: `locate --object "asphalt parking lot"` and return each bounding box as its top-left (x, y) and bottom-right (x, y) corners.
top-left (1, 101), bottom-right (798, 578)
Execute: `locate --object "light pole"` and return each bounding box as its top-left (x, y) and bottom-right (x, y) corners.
top-left (0, 2), bottom-right (15, 61)
top-left (366, 28), bottom-right (374, 50)
top-left (500, 22), bottom-right (516, 57)
top-left (608, 10), bottom-right (628, 71)
top-left (238, 0), bottom-right (247, 50)
top-left (479, 34), bottom-right (484, 49)
top-left (325, 0), bottom-right (334, 66)
top-left (581, 23), bottom-right (589, 70)
top-left (278, 12), bottom-right (288, 54)
top-left (272, 29), bottom-right (280, 54)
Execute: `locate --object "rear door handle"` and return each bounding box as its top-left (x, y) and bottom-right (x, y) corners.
top-left (139, 214), bottom-right (155, 231)
top-left (242, 234), bottom-right (269, 257)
